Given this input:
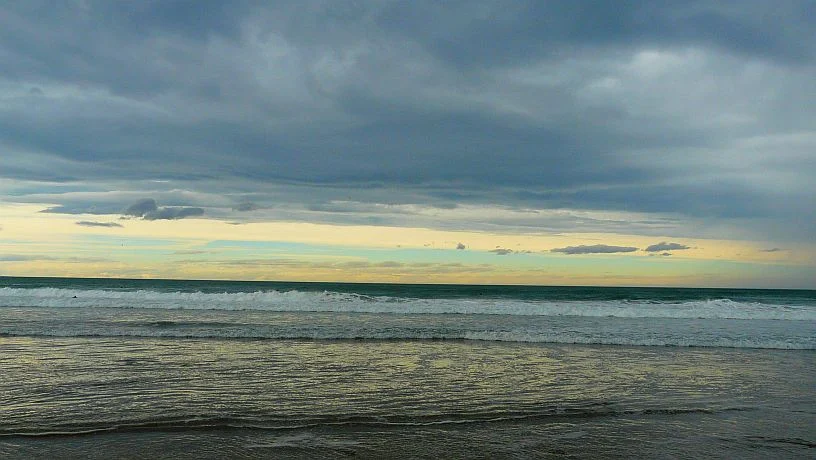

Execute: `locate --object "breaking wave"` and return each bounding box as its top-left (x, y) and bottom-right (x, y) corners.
top-left (1, 287), bottom-right (814, 321)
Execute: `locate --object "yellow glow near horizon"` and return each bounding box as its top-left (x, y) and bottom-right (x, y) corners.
top-left (1, 202), bottom-right (815, 287)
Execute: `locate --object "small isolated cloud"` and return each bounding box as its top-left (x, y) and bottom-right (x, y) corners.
top-left (456, 242), bottom-right (466, 250)
top-left (76, 221), bottom-right (123, 228)
top-left (123, 199), bottom-right (204, 220)
top-left (644, 242), bottom-right (690, 252)
top-left (551, 244), bottom-right (638, 255)
top-left (662, 252), bottom-right (672, 256)
top-left (760, 248), bottom-right (784, 252)
top-left (489, 248), bottom-right (514, 255)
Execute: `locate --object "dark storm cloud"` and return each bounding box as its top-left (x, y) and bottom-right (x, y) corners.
top-left (1, 1), bottom-right (815, 241)
top-left (456, 243), bottom-right (466, 250)
top-left (378, 0), bottom-right (815, 68)
top-left (644, 242), bottom-right (690, 252)
top-left (76, 221), bottom-right (123, 228)
top-left (551, 245), bottom-right (639, 255)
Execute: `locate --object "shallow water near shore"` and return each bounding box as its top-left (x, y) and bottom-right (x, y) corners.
top-left (1, 337), bottom-right (814, 458)
top-left (1, 277), bottom-right (814, 458)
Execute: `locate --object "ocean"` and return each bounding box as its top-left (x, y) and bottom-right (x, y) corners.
top-left (1, 276), bottom-right (814, 458)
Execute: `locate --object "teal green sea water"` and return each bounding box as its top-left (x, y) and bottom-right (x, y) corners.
top-left (5, 275), bottom-right (816, 303)
top-left (1, 277), bottom-right (814, 458)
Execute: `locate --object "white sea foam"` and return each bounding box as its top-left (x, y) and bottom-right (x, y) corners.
top-left (1, 287), bottom-right (814, 321)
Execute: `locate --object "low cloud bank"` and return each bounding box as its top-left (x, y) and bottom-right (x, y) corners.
top-left (551, 244), bottom-right (638, 254)
top-left (0, 255), bottom-right (38, 262)
top-left (76, 221), bottom-right (123, 228)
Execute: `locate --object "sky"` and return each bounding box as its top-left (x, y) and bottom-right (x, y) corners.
top-left (1, 0), bottom-right (815, 288)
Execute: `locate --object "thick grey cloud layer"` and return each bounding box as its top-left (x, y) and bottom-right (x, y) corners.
top-left (233, 202), bottom-right (260, 212)
top-left (1, 1), bottom-right (814, 241)
top-left (551, 245), bottom-right (639, 255)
